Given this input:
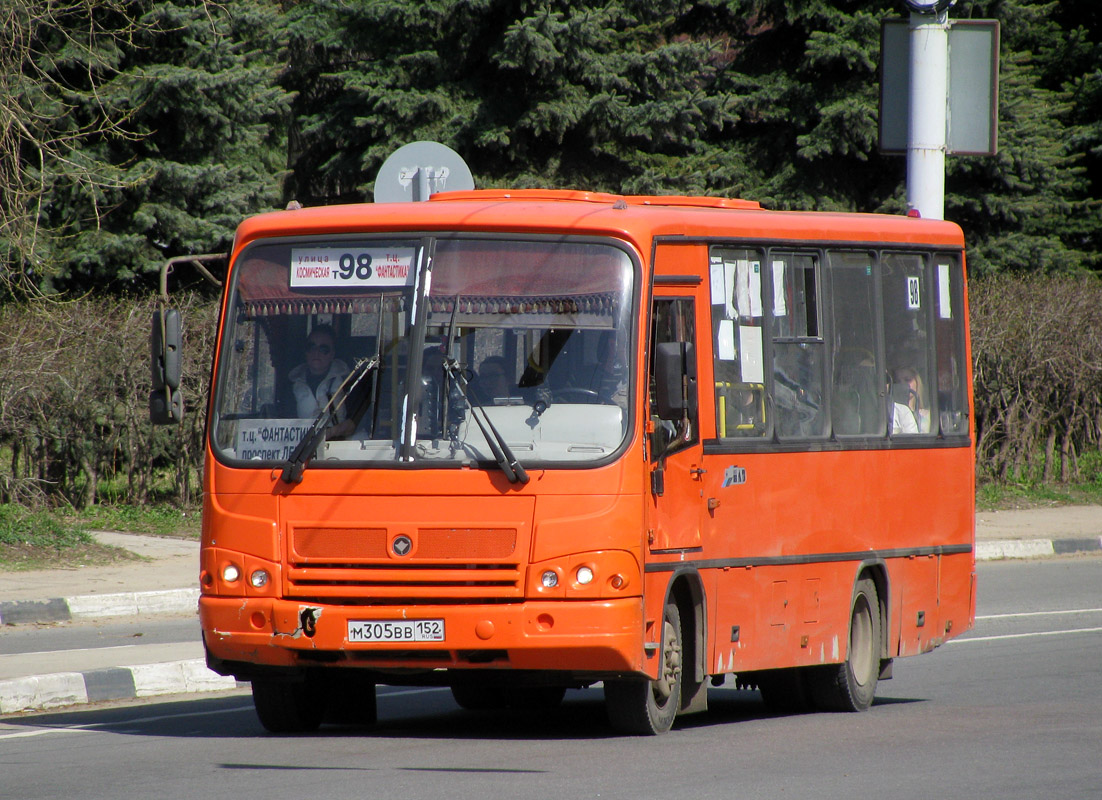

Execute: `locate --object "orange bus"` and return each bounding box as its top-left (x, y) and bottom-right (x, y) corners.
top-left (155, 190), bottom-right (975, 734)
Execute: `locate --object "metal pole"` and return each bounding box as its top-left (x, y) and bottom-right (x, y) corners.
top-left (414, 167), bottom-right (430, 202)
top-left (906, 11), bottom-right (949, 220)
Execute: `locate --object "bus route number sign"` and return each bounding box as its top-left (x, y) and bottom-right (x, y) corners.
top-left (290, 247), bottom-right (416, 288)
top-left (347, 619), bottom-right (445, 643)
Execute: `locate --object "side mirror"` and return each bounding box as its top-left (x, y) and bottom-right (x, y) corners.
top-left (149, 388), bottom-right (183, 425)
top-left (653, 341), bottom-right (697, 420)
top-left (150, 309), bottom-right (184, 424)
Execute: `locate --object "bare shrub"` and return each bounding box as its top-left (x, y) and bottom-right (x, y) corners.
top-left (0, 294), bottom-right (217, 507)
top-left (970, 273), bottom-right (1102, 484)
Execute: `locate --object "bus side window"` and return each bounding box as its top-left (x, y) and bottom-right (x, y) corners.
top-left (650, 298), bottom-right (698, 456)
top-left (829, 251), bottom-right (883, 437)
top-left (771, 253), bottom-right (826, 439)
top-left (709, 247), bottom-right (767, 438)
top-left (882, 253), bottom-right (932, 435)
top-left (934, 255), bottom-right (969, 435)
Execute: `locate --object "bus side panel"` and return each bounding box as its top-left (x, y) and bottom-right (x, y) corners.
top-left (885, 554), bottom-right (940, 658)
top-left (700, 445), bottom-right (974, 673)
top-left (711, 563), bottom-right (859, 674)
top-left (938, 551), bottom-right (977, 644)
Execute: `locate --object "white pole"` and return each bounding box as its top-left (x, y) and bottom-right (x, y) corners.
top-left (906, 11), bottom-right (950, 220)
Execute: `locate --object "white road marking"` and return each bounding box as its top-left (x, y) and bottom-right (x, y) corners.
top-left (951, 626), bottom-right (1102, 644)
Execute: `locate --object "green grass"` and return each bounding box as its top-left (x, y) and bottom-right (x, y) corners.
top-left (0, 503), bottom-right (195, 571)
top-left (976, 480), bottom-right (1102, 511)
top-left (66, 503), bottom-right (201, 538)
top-left (0, 504), bottom-right (102, 570)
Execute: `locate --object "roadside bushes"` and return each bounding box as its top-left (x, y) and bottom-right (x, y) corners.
top-left (0, 294), bottom-right (217, 508)
top-left (970, 273), bottom-right (1102, 484)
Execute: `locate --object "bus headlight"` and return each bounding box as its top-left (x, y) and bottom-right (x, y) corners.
top-left (529, 551), bottom-right (639, 599)
top-left (222, 564), bottom-right (241, 583)
top-left (249, 569), bottom-right (270, 589)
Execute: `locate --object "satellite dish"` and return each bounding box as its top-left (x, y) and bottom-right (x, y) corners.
top-left (373, 141), bottom-right (475, 203)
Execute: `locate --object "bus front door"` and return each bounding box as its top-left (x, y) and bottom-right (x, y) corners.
top-left (648, 294), bottom-right (705, 553)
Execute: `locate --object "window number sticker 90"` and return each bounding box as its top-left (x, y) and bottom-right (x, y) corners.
top-left (348, 619), bottom-right (445, 643)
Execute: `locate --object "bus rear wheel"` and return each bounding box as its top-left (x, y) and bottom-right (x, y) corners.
top-left (810, 576), bottom-right (881, 712)
top-left (605, 601), bottom-right (682, 735)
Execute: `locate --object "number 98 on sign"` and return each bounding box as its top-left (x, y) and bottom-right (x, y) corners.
top-left (290, 246), bottom-right (417, 288)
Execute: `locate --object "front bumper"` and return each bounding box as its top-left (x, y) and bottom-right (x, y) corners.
top-left (200, 595), bottom-right (646, 677)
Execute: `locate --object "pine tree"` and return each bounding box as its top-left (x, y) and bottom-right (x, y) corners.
top-left (947, 0), bottom-right (1098, 273)
top-left (280, 0), bottom-right (752, 202)
top-left (0, 0), bottom-right (138, 296)
top-left (42, 0), bottom-right (292, 292)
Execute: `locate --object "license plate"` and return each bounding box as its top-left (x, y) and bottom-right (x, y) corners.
top-left (347, 619), bottom-right (445, 643)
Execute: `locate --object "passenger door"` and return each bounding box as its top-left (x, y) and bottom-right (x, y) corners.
top-left (647, 272), bottom-right (707, 554)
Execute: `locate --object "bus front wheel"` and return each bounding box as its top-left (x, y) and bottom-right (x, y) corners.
top-left (252, 670), bottom-right (377, 733)
top-left (251, 676), bottom-right (325, 733)
top-left (810, 576), bottom-right (881, 712)
top-left (605, 601), bottom-right (683, 735)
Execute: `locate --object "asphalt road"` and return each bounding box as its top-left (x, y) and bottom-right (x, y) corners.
top-left (0, 557), bottom-right (1098, 800)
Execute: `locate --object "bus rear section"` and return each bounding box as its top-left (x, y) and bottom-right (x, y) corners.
top-left (158, 191), bottom-right (975, 735)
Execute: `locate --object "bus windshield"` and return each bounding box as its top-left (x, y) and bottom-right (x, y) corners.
top-left (210, 236), bottom-right (635, 469)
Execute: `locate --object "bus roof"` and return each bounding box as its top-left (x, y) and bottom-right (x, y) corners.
top-left (232, 190), bottom-right (966, 256)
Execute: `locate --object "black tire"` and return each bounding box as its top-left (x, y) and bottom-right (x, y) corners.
top-left (321, 671), bottom-right (378, 727)
top-left (450, 683), bottom-right (506, 711)
top-left (810, 576), bottom-right (881, 712)
top-left (605, 601), bottom-right (683, 735)
top-left (251, 676), bottom-right (325, 733)
top-left (754, 667), bottom-right (814, 713)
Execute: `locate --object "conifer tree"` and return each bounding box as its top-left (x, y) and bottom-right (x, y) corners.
top-left (280, 0), bottom-right (751, 202)
top-left (22, 0), bottom-right (291, 293)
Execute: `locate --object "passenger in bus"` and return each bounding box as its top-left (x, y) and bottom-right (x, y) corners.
top-left (889, 370), bottom-right (919, 435)
top-left (892, 366), bottom-right (931, 433)
top-left (289, 324), bottom-right (354, 438)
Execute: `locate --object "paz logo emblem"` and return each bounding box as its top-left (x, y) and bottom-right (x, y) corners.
top-left (392, 535), bottom-right (413, 557)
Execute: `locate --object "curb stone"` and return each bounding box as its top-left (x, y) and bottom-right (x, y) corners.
top-left (0, 589), bottom-right (198, 626)
top-left (976, 536), bottom-right (1102, 561)
top-left (0, 659), bottom-right (243, 715)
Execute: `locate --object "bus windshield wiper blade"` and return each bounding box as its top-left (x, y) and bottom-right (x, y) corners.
top-left (443, 358), bottom-right (529, 485)
top-left (280, 355), bottom-right (379, 484)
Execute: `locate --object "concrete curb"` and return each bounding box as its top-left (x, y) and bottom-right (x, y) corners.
top-left (0, 659), bottom-right (243, 715)
top-left (0, 589), bottom-right (198, 626)
top-left (976, 536), bottom-right (1102, 561)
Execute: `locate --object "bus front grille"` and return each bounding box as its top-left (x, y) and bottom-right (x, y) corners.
top-left (284, 562), bottom-right (524, 599)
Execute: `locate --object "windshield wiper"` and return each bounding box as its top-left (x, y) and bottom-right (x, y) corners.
top-left (443, 357), bottom-right (529, 485)
top-left (280, 355), bottom-right (380, 484)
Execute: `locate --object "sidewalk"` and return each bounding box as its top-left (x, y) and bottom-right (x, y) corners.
top-left (0, 532), bottom-right (233, 716)
top-left (2, 508), bottom-right (1100, 716)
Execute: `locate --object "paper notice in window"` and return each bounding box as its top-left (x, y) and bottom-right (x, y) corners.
top-left (739, 326), bottom-right (764, 383)
top-left (938, 262), bottom-right (953, 318)
top-left (710, 256), bottom-right (726, 307)
top-left (718, 319), bottom-right (736, 361)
